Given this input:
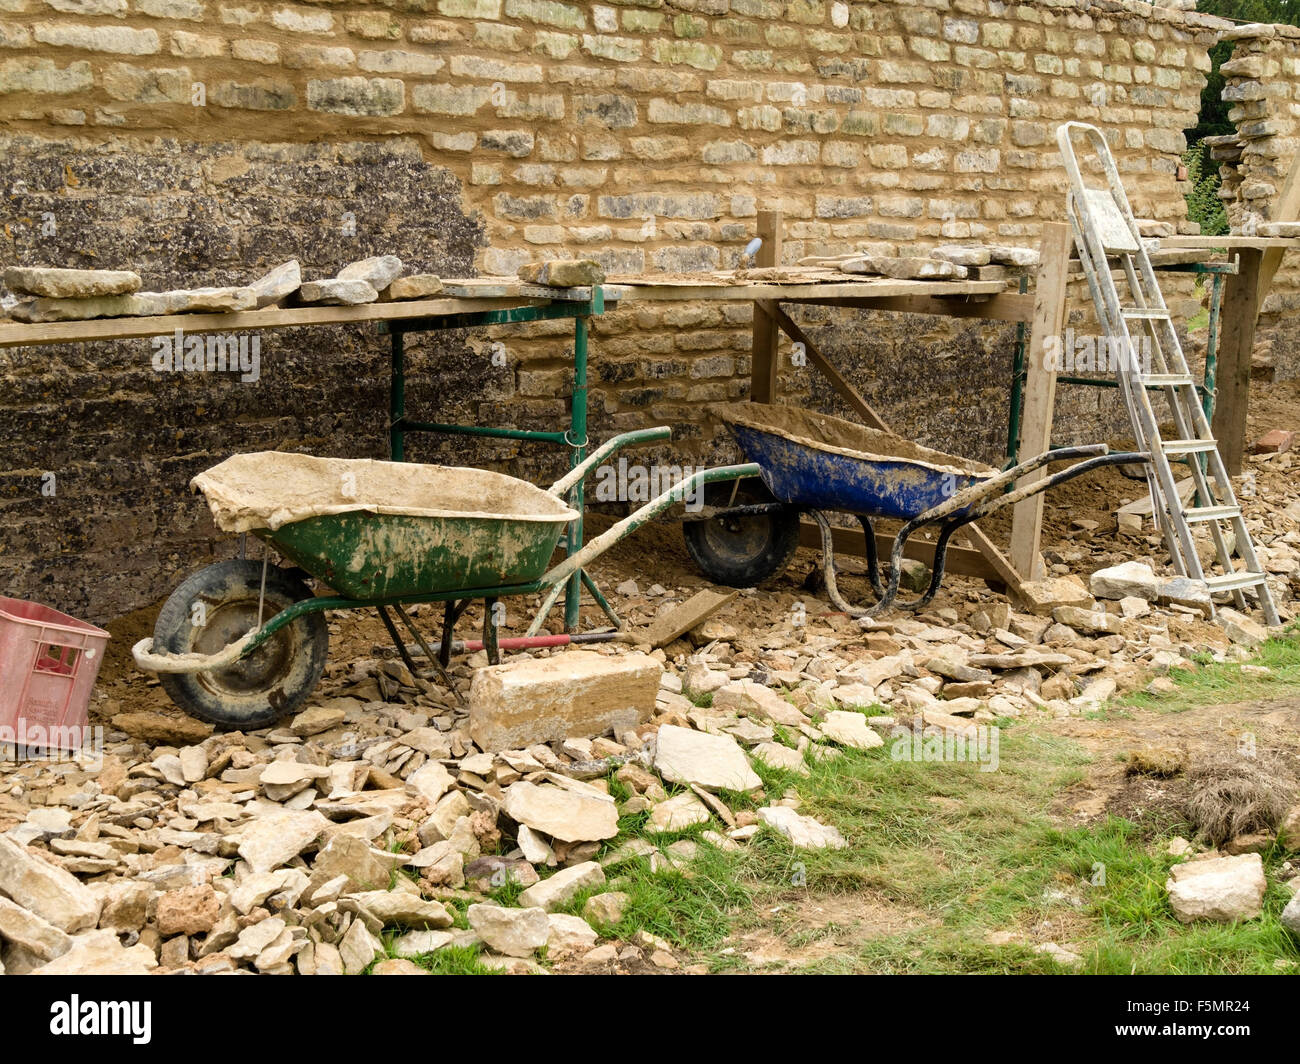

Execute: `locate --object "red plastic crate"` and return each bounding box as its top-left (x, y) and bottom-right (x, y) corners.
top-left (0, 597), bottom-right (110, 752)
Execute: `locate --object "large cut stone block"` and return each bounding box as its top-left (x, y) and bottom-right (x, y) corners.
top-left (469, 650), bottom-right (661, 752)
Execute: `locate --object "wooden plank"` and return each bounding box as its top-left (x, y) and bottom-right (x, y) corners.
top-left (1009, 221), bottom-right (1072, 581)
top-left (1160, 235), bottom-right (1300, 249)
top-left (643, 588), bottom-right (739, 647)
top-left (797, 522), bottom-right (998, 582)
top-left (750, 209), bottom-right (783, 403)
top-left (789, 292), bottom-right (1033, 322)
top-left (763, 303), bottom-right (888, 430)
top-left (0, 296), bottom-right (550, 349)
top-left (1213, 246), bottom-right (1263, 475)
top-left (602, 278), bottom-right (1005, 302)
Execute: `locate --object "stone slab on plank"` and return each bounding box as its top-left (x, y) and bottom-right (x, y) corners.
top-left (4, 266), bottom-right (141, 298)
top-left (518, 259), bottom-right (605, 286)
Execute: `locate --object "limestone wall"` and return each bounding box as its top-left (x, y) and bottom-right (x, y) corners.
top-left (0, 0), bottom-right (1238, 620)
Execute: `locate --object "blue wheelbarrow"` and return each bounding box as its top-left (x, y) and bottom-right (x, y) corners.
top-left (682, 403), bottom-right (1148, 617)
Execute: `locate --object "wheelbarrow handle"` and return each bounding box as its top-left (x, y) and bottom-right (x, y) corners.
top-left (547, 426), bottom-right (673, 497)
top-left (526, 462), bottom-right (761, 636)
top-left (910, 443), bottom-right (1113, 527)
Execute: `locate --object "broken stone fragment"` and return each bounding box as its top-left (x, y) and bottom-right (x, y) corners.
top-left (985, 245), bottom-right (1040, 267)
top-left (338, 254), bottom-right (403, 289)
top-left (839, 255), bottom-right (964, 280)
top-left (0, 836), bottom-right (101, 933)
top-left (1014, 575), bottom-right (1094, 616)
top-left (155, 883), bottom-right (220, 937)
top-left (653, 724), bottom-right (762, 792)
top-left (10, 294), bottom-right (138, 322)
top-left (31, 929), bottom-right (157, 975)
top-left (134, 287), bottom-right (259, 314)
top-left (930, 244), bottom-right (991, 266)
top-left (0, 896), bottom-right (73, 960)
top-left (547, 913), bottom-right (598, 954)
top-left (298, 278), bottom-right (379, 305)
top-left (466, 903), bottom-right (549, 957)
top-left (583, 891), bottom-right (628, 925)
top-left (236, 809), bottom-right (328, 875)
top-left (756, 806), bottom-right (847, 849)
top-left (110, 711), bottom-right (213, 746)
top-left (646, 791), bottom-right (711, 832)
top-left (517, 860), bottom-right (605, 911)
top-left (345, 891), bottom-right (454, 929)
top-left (1217, 607), bottom-right (1268, 646)
top-left (248, 259), bottom-right (301, 308)
top-left (711, 680), bottom-right (809, 727)
top-left (501, 781), bottom-right (619, 843)
top-left (517, 258), bottom-right (606, 287)
top-left (1089, 560), bottom-right (1159, 601)
top-left (1155, 576), bottom-right (1212, 616)
top-left (4, 266), bottom-right (141, 298)
top-left (386, 274), bottom-right (443, 300)
top-left (819, 710), bottom-right (886, 750)
top-left (750, 741), bottom-right (809, 776)
top-left (1166, 852), bottom-right (1266, 923)
top-left (1257, 221), bottom-right (1300, 238)
top-left (1051, 605), bottom-right (1122, 635)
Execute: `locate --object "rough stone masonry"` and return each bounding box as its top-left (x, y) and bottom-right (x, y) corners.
top-left (0, 0), bottom-right (1279, 621)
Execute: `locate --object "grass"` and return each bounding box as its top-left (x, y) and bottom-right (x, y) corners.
top-left (1124, 632), bottom-right (1300, 714)
top-left (369, 633), bottom-right (1300, 975)
top-left (574, 679), bottom-right (1300, 973)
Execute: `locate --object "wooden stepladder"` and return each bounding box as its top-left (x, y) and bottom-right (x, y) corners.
top-left (1057, 122), bottom-right (1278, 626)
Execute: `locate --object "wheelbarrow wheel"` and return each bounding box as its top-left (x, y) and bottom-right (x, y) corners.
top-left (682, 478), bottom-right (800, 587)
top-left (153, 559), bottom-right (329, 730)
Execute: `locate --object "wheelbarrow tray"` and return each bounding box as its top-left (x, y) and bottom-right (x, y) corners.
top-left (191, 452), bottom-right (578, 600)
top-left (710, 402), bottom-right (997, 521)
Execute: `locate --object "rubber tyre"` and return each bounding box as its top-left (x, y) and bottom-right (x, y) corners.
top-left (682, 478), bottom-right (801, 588)
top-left (153, 559), bottom-right (329, 730)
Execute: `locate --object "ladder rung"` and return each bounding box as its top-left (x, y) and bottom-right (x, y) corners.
top-left (1183, 505), bottom-right (1240, 523)
top-left (1204, 571), bottom-right (1268, 592)
top-left (1121, 307), bottom-right (1171, 320)
top-left (1142, 374), bottom-right (1195, 387)
top-left (1162, 439), bottom-right (1217, 456)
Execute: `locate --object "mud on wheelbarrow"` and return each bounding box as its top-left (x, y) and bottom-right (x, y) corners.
top-left (682, 403), bottom-right (1148, 617)
top-left (132, 427), bottom-right (758, 730)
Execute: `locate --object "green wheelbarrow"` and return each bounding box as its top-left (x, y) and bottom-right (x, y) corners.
top-left (133, 426), bottom-right (758, 730)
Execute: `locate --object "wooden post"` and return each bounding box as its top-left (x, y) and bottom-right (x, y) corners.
top-left (750, 209), bottom-right (782, 403)
top-left (1213, 246), bottom-right (1263, 475)
top-left (1008, 221), bottom-right (1071, 582)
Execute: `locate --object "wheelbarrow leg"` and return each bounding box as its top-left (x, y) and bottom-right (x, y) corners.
top-left (377, 605), bottom-right (425, 686)
top-left (812, 510), bottom-right (871, 618)
top-left (856, 515), bottom-right (885, 598)
top-left (393, 603), bottom-right (461, 701)
top-left (483, 597), bottom-right (500, 665)
top-left (890, 519), bottom-right (961, 613)
top-left (439, 599), bottom-right (472, 667)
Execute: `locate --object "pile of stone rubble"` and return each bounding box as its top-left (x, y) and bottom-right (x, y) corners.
top-left (1, 447), bottom-right (1298, 975)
